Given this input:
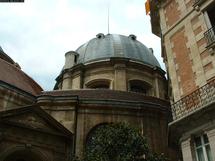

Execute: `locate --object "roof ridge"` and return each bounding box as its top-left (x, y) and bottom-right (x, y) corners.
top-left (0, 47), bottom-right (15, 64)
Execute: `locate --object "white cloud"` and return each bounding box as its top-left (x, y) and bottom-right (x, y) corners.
top-left (125, 4), bottom-right (145, 20)
top-left (0, 0), bottom-right (164, 90)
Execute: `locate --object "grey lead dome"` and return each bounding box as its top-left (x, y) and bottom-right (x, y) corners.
top-left (76, 34), bottom-right (161, 68)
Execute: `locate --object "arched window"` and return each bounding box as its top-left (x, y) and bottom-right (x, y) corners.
top-left (86, 79), bottom-right (110, 89)
top-left (128, 80), bottom-right (151, 94)
top-left (3, 150), bottom-right (45, 161)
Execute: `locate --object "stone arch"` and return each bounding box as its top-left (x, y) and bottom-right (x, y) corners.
top-left (128, 79), bottom-right (152, 94)
top-left (0, 146), bottom-right (50, 161)
top-left (85, 79), bottom-right (111, 89)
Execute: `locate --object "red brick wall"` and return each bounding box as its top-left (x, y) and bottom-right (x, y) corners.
top-left (191, 15), bottom-right (213, 75)
top-left (200, 50), bottom-right (210, 59)
top-left (170, 27), bottom-right (197, 97)
top-left (204, 62), bottom-right (213, 72)
top-left (164, 0), bottom-right (181, 27)
top-left (185, 0), bottom-right (194, 9)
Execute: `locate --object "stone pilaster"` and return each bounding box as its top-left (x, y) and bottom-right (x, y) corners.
top-left (154, 75), bottom-right (160, 98)
top-left (114, 64), bottom-right (127, 91)
top-left (62, 73), bottom-right (72, 90)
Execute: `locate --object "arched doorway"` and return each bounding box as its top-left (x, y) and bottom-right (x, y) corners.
top-left (3, 149), bottom-right (44, 161)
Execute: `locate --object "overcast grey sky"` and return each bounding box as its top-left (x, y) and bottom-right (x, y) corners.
top-left (0, 0), bottom-right (163, 90)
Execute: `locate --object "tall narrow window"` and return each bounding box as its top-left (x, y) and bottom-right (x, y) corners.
top-left (194, 134), bottom-right (213, 161)
top-left (204, 3), bottom-right (215, 46)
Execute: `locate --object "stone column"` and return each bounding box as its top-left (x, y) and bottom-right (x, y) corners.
top-left (181, 138), bottom-right (193, 161)
top-left (206, 129), bottom-right (215, 160)
top-left (114, 64), bottom-right (127, 91)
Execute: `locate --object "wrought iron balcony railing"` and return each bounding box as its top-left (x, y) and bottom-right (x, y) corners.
top-left (171, 79), bottom-right (215, 121)
top-left (204, 26), bottom-right (215, 47)
top-left (193, 0), bottom-right (204, 7)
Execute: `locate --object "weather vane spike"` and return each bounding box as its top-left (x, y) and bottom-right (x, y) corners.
top-left (108, 0), bottom-right (110, 34)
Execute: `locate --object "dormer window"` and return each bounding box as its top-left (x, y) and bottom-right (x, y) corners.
top-left (96, 33), bottom-right (105, 39)
top-left (128, 80), bottom-right (151, 95)
top-left (128, 34), bottom-right (137, 40)
top-left (74, 54), bottom-right (78, 64)
top-left (86, 79), bottom-right (110, 89)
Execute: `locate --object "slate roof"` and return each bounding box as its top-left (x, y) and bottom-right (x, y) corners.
top-left (41, 89), bottom-right (169, 107)
top-left (0, 47), bottom-right (42, 95)
top-left (76, 34), bottom-right (161, 68)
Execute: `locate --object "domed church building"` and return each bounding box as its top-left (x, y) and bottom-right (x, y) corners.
top-left (0, 34), bottom-right (173, 161)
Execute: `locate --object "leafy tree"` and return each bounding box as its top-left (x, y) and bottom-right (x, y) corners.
top-left (73, 122), bottom-right (168, 161)
top-left (147, 153), bottom-right (168, 161)
top-left (85, 123), bottom-right (148, 161)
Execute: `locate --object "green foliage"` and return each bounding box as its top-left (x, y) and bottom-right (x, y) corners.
top-left (85, 123), bottom-right (148, 161)
top-left (147, 153), bottom-right (169, 161)
top-left (73, 122), bottom-right (168, 161)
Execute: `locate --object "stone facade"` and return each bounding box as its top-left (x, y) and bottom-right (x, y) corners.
top-left (0, 81), bottom-right (36, 110)
top-left (37, 90), bottom-right (171, 157)
top-left (56, 58), bottom-right (167, 99)
top-left (149, 0), bottom-right (215, 160)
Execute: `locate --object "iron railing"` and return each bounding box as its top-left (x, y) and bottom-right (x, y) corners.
top-left (193, 0), bottom-right (204, 6)
top-left (171, 79), bottom-right (215, 120)
top-left (204, 26), bottom-right (215, 46)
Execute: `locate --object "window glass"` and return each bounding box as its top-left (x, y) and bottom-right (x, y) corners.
top-left (194, 135), bottom-right (213, 161)
top-left (203, 134), bottom-right (209, 144)
top-left (197, 148), bottom-right (205, 161)
top-left (206, 145), bottom-right (213, 161)
top-left (195, 136), bottom-right (202, 147)
top-left (91, 84), bottom-right (109, 89)
top-left (129, 80), bottom-right (150, 94)
top-left (130, 85), bottom-right (147, 94)
top-left (207, 5), bottom-right (215, 27)
top-left (86, 80), bottom-right (110, 89)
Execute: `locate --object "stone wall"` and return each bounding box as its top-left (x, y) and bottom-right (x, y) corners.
top-left (59, 61), bottom-right (167, 100)
top-left (75, 103), bottom-right (170, 158)
top-left (0, 84), bottom-right (36, 111)
top-left (37, 90), bottom-right (171, 159)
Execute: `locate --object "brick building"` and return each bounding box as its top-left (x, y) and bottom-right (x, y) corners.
top-left (148, 0), bottom-right (215, 160)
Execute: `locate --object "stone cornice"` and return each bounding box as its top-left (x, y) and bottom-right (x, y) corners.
top-left (37, 94), bottom-right (78, 106)
top-left (0, 80), bottom-right (36, 101)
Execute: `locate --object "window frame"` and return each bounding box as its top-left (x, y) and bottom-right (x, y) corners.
top-left (194, 134), bottom-right (213, 161)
